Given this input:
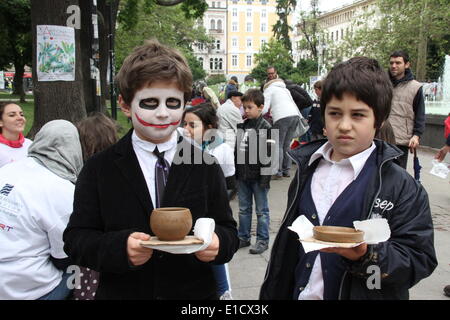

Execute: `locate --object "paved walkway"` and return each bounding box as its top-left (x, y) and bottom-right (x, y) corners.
top-left (228, 145), bottom-right (450, 300)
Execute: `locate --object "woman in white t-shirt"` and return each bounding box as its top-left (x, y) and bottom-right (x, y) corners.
top-left (182, 102), bottom-right (235, 300)
top-left (0, 101), bottom-right (32, 167)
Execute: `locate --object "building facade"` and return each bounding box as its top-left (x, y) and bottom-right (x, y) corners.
top-left (194, 0), bottom-right (281, 83)
top-left (293, 0), bottom-right (378, 75)
top-left (194, 1), bottom-right (228, 78)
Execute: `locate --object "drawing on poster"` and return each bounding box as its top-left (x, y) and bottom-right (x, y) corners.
top-left (37, 25), bottom-right (75, 81)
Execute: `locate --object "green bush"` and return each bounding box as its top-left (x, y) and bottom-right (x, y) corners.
top-left (206, 74), bottom-right (226, 86)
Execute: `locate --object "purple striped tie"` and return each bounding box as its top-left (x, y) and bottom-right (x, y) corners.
top-left (153, 146), bottom-right (170, 208)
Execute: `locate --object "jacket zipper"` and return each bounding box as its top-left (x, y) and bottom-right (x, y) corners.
top-left (338, 154), bottom-right (397, 299)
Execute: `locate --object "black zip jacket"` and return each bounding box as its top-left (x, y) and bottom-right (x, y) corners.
top-left (235, 116), bottom-right (272, 188)
top-left (260, 139), bottom-right (437, 300)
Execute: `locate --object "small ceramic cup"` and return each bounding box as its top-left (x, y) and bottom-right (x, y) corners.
top-left (150, 207), bottom-right (192, 241)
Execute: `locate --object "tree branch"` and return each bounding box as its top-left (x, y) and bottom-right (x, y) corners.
top-left (156, 0), bottom-right (185, 6)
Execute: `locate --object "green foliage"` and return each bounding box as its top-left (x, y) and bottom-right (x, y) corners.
top-left (291, 58), bottom-right (318, 85)
top-left (250, 39), bottom-right (294, 83)
top-left (115, 0), bottom-right (212, 72)
top-left (184, 50), bottom-right (206, 81)
top-left (206, 74), bottom-right (226, 86)
top-left (273, 0), bottom-right (297, 52)
top-left (0, 0), bottom-right (32, 69)
top-left (338, 0), bottom-right (450, 81)
top-left (118, 0), bottom-right (207, 31)
top-left (296, 0), bottom-right (321, 60)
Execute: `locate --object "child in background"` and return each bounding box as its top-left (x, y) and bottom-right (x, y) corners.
top-left (182, 102), bottom-right (235, 300)
top-left (260, 57), bottom-right (437, 300)
top-left (236, 89), bottom-right (272, 255)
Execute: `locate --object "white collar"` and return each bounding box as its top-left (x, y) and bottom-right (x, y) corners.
top-left (308, 141), bottom-right (376, 180)
top-left (131, 129), bottom-right (178, 154)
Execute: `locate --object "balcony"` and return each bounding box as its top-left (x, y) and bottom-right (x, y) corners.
top-left (209, 28), bottom-right (224, 34)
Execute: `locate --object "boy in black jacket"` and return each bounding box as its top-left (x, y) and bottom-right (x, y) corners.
top-left (235, 89), bottom-right (273, 254)
top-left (260, 57), bottom-right (437, 300)
top-left (63, 40), bottom-right (239, 300)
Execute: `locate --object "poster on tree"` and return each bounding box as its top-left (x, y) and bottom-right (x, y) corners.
top-left (37, 25), bottom-right (75, 81)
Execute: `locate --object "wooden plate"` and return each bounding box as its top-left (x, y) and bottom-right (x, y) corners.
top-left (313, 226), bottom-right (364, 243)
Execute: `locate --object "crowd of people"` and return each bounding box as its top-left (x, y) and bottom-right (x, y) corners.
top-left (0, 40), bottom-right (448, 300)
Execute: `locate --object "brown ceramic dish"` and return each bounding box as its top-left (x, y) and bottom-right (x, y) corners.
top-left (150, 207), bottom-right (192, 241)
top-left (313, 226), bottom-right (364, 243)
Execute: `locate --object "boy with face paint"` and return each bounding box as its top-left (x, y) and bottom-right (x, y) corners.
top-left (63, 40), bottom-right (239, 300)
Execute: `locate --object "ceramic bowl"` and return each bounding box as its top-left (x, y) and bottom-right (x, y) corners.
top-left (313, 226), bottom-right (364, 243)
top-left (150, 207), bottom-right (192, 241)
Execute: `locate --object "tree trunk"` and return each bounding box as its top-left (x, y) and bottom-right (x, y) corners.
top-left (12, 62), bottom-right (26, 103)
top-left (97, 0), bottom-right (120, 115)
top-left (29, 0), bottom-right (86, 138)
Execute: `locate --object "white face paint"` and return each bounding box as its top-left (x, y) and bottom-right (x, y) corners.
top-left (128, 82), bottom-right (185, 143)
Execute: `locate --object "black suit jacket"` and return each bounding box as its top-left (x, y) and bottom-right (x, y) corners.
top-left (63, 130), bottom-right (239, 300)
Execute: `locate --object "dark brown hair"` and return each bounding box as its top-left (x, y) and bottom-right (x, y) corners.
top-left (242, 88), bottom-right (264, 107)
top-left (314, 80), bottom-right (323, 89)
top-left (115, 39), bottom-right (193, 106)
top-left (76, 112), bottom-right (118, 162)
top-left (320, 57), bottom-right (392, 129)
top-left (182, 102), bottom-right (219, 130)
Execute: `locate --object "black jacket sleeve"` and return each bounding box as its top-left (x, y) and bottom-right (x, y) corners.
top-left (412, 87), bottom-right (426, 137)
top-left (446, 133), bottom-right (450, 147)
top-left (346, 173), bottom-right (437, 289)
top-left (63, 161), bottom-right (138, 274)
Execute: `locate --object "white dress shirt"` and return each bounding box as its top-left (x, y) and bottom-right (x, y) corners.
top-left (132, 130), bottom-right (178, 208)
top-left (298, 141), bottom-right (376, 300)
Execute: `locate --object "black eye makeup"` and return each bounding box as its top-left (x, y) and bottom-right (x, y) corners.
top-left (139, 97), bottom-right (182, 110)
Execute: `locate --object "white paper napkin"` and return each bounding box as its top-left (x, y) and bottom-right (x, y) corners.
top-left (288, 215), bottom-right (391, 253)
top-left (141, 218), bottom-right (215, 254)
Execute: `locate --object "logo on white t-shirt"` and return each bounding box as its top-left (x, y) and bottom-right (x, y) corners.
top-left (0, 184), bottom-right (14, 196)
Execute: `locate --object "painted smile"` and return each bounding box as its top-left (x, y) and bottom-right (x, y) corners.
top-left (135, 113), bottom-right (180, 128)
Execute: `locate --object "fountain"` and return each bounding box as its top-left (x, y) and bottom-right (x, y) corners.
top-left (425, 55), bottom-right (450, 115)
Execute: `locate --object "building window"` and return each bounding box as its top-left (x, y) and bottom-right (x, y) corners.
top-left (246, 22), bottom-right (252, 32)
top-left (198, 57), bottom-right (203, 67)
top-left (216, 40), bottom-right (221, 50)
top-left (210, 19), bottom-right (215, 30)
top-left (214, 58), bottom-right (219, 70)
top-left (232, 55), bottom-right (238, 67)
top-left (261, 23), bottom-right (267, 32)
top-left (261, 9), bottom-right (267, 18)
top-left (247, 38), bottom-right (252, 48)
top-left (261, 38), bottom-right (267, 47)
top-left (247, 9), bottom-right (252, 17)
top-left (232, 38), bottom-right (238, 47)
top-left (219, 58), bottom-right (223, 70)
top-left (212, 1), bottom-right (215, 8)
top-left (261, 0), bottom-right (267, 4)
top-left (232, 8), bottom-right (237, 17)
top-left (341, 29), bottom-right (344, 39)
top-left (246, 55), bottom-right (252, 67)
top-left (210, 58), bottom-right (214, 70)
top-left (232, 22), bottom-right (238, 32)
top-left (217, 20), bottom-right (222, 31)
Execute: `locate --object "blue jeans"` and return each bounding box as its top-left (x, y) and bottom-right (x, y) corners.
top-left (237, 180), bottom-right (270, 242)
top-left (38, 272), bottom-right (72, 300)
top-left (272, 116), bottom-right (299, 176)
top-left (212, 263), bottom-right (231, 296)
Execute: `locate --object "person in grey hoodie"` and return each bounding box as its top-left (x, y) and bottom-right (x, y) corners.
top-left (0, 120), bottom-right (83, 300)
